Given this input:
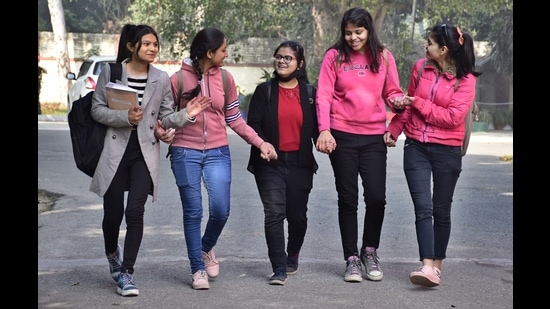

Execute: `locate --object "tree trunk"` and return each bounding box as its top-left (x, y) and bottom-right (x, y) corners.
top-left (47, 0), bottom-right (71, 108)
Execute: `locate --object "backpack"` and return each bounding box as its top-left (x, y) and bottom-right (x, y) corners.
top-left (414, 60), bottom-right (479, 156)
top-left (174, 68), bottom-right (230, 112)
top-left (68, 63), bottom-right (122, 177)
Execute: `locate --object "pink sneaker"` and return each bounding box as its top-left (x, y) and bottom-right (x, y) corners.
top-left (202, 249), bottom-right (219, 278)
top-left (192, 270), bottom-right (209, 290)
top-left (409, 265), bottom-right (441, 287)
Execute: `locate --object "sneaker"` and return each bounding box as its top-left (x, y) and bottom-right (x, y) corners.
top-left (192, 270), bottom-right (210, 290)
top-left (202, 249), bottom-right (219, 278)
top-left (117, 271), bottom-right (139, 296)
top-left (344, 255), bottom-right (363, 282)
top-left (409, 265), bottom-right (441, 287)
top-left (269, 271), bottom-right (287, 285)
top-left (107, 244), bottom-right (122, 282)
top-left (286, 254), bottom-right (299, 275)
top-left (361, 248), bottom-right (383, 281)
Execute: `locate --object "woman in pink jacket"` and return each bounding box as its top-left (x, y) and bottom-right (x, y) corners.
top-left (315, 7), bottom-right (404, 283)
top-left (385, 23), bottom-right (482, 287)
top-left (167, 27), bottom-right (276, 290)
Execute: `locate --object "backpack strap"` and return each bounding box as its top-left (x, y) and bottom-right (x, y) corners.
top-left (108, 63), bottom-right (122, 83)
top-left (266, 80), bottom-right (314, 104)
top-left (221, 68), bottom-right (229, 114)
top-left (175, 70), bottom-right (184, 111)
top-left (175, 69), bottom-right (228, 113)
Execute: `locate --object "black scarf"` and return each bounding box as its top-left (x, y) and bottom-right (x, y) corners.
top-left (273, 70), bottom-right (300, 82)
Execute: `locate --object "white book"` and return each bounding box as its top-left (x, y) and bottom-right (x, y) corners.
top-left (105, 82), bottom-right (138, 110)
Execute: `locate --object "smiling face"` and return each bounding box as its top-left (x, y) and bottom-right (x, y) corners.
top-left (344, 23), bottom-right (368, 53)
top-left (132, 33), bottom-right (158, 63)
top-left (210, 39), bottom-right (228, 67)
top-left (273, 46), bottom-right (300, 78)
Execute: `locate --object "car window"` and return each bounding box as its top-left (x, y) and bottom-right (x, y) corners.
top-left (93, 61), bottom-right (113, 75)
top-left (77, 61), bottom-right (93, 78)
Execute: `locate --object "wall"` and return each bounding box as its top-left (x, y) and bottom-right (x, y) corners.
top-left (38, 32), bottom-right (278, 106)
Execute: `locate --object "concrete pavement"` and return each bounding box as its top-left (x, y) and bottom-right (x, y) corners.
top-left (38, 116), bottom-right (513, 308)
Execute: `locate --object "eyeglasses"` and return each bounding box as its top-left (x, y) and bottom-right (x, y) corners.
top-left (273, 54), bottom-right (295, 64)
top-left (441, 24), bottom-right (449, 46)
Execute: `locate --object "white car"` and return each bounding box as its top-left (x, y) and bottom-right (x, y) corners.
top-left (65, 55), bottom-right (116, 111)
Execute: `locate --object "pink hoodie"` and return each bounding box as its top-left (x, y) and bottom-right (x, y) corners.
top-left (169, 58), bottom-right (264, 150)
top-left (386, 58), bottom-right (477, 146)
top-left (316, 48), bottom-right (403, 135)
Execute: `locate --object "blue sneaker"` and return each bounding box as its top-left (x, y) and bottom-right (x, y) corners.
top-left (107, 245), bottom-right (122, 282)
top-left (269, 271), bottom-right (287, 285)
top-left (286, 254), bottom-right (299, 275)
top-left (117, 271), bottom-right (139, 296)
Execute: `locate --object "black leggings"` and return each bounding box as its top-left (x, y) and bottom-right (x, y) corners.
top-left (102, 130), bottom-right (152, 274)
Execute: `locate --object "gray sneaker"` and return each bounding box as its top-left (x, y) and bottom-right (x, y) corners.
top-left (361, 248), bottom-right (383, 281)
top-left (344, 255), bottom-right (363, 282)
top-left (107, 244), bottom-right (122, 282)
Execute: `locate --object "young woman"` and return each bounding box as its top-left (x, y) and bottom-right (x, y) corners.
top-left (315, 7), bottom-right (404, 283)
top-left (167, 27), bottom-right (277, 290)
top-left (384, 23), bottom-right (482, 287)
top-left (90, 24), bottom-right (210, 297)
top-left (246, 40), bottom-right (318, 285)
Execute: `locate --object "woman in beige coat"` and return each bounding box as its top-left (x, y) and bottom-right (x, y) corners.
top-left (90, 24), bottom-right (210, 297)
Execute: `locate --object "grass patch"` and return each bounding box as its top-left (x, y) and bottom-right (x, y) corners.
top-left (40, 103), bottom-right (67, 115)
top-left (500, 155), bottom-right (513, 162)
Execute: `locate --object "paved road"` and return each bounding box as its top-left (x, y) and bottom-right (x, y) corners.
top-left (38, 120), bottom-right (513, 309)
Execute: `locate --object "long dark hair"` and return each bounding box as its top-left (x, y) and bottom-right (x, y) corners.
top-left (183, 27), bottom-right (226, 100)
top-left (327, 7), bottom-right (385, 73)
top-left (116, 24), bottom-right (159, 63)
top-left (429, 23), bottom-right (482, 79)
top-left (272, 40), bottom-right (309, 83)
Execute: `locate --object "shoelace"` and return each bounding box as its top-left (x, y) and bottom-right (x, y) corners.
top-left (349, 258), bottom-right (363, 275)
top-left (107, 255), bottom-right (121, 268)
top-left (365, 252), bottom-right (380, 271)
top-left (120, 273), bottom-right (134, 286)
top-left (203, 251), bottom-right (217, 264)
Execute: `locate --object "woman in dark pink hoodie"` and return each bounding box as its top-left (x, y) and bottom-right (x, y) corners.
top-left (315, 7), bottom-right (404, 283)
top-left (385, 24), bottom-right (482, 287)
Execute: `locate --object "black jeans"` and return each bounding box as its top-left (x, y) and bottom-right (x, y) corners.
top-left (403, 138), bottom-right (462, 261)
top-left (102, 130), bottom-right (152, 274)
top-left (329, 130), bottom-right (387, 261)
top-left (253, 151), bottom-right (314, 273)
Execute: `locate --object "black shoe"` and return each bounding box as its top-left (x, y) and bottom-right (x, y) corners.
top-left (286, 254), bottom-right (299, 275)
top-left (269, 271), bottom-right (287, 285)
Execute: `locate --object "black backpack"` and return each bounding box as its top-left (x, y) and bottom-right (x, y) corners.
top-left (68, 63), bottom-right (122, 177)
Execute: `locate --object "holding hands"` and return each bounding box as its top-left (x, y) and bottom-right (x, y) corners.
top-left (390, 95), bottom-right (414, 109)
top-left (259, 142), bottom-right (278, 161)
top-left (316, 130), bottom-right (337, 154)
top-left (155, 119), bottom-right (175, 144)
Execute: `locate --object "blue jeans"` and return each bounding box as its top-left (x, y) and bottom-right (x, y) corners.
top-left (329, 130), bottom-right (387, 260)
top-left (253, 151), bottom-right (313, 273)
top-left (169, 145), bottom-right (231, 274)
top-left (403, 138), bottom-right (462, 261)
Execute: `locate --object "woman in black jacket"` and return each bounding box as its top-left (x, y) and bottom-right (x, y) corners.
top-left (246, 40), bottom-right (319, 285)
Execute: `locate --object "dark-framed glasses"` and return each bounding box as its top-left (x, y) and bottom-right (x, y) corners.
top-left (273, 54), bottom-right (295, 64)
